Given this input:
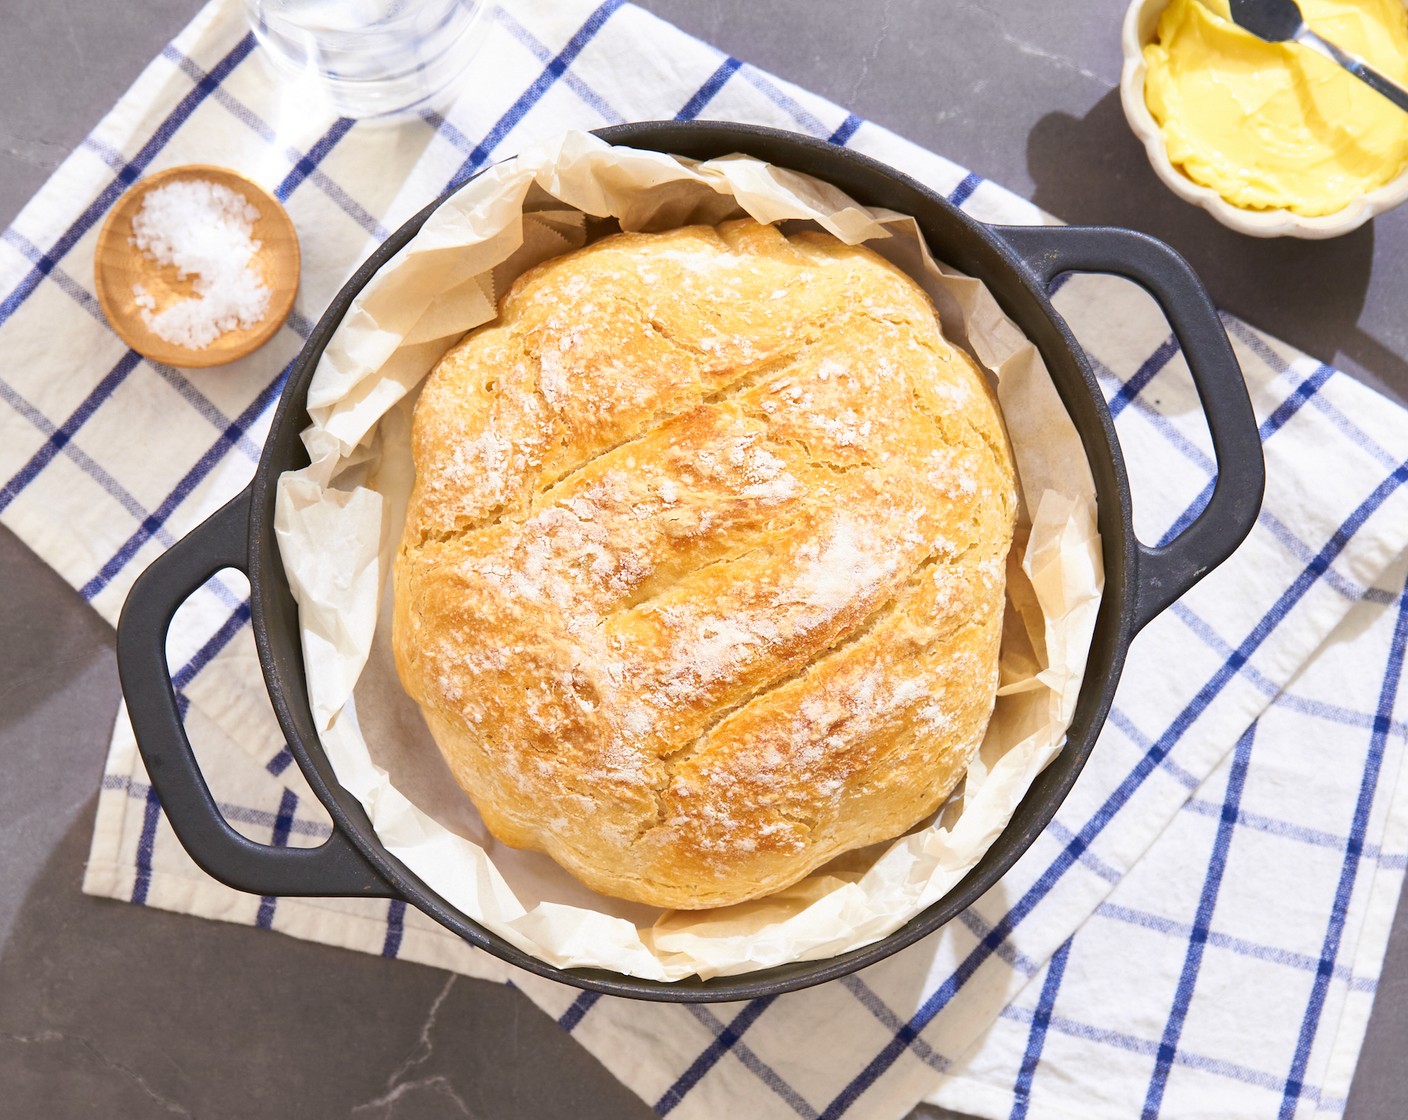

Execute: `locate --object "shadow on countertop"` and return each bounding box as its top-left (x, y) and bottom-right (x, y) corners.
top-left (1023, 88), bottom-right (1408, 406)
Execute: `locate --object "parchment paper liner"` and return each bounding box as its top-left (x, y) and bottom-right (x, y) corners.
top-left (275, 130), bottom-right (1103, 981)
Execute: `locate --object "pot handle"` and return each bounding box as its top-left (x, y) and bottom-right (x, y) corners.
top-left (999, 224), bottom-right (1264, 634)
top-left (116, 488), bottom-right (397, 899)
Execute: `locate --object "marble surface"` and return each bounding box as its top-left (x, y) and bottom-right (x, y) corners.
top-left (1, 1), bottom-right (1405, 1117)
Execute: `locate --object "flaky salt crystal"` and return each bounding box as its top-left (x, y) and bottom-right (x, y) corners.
top-left (129, 178), bottom-right (271, 350)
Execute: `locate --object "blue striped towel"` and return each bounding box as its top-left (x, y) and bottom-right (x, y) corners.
top-left (0, 1), bottom-right (1404, 1116)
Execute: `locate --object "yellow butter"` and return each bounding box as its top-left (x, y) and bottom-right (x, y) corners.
top-left (1143, 0), bottom-right (1408, 217)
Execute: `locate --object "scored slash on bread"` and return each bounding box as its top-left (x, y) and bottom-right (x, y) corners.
top-left (392, 218), bottom-right (1016, 910)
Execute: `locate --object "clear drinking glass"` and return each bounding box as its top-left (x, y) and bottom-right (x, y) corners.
top-left (247, 0), bottom-right (489, 120)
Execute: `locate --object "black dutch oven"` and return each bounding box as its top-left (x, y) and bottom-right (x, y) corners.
top-left (116, 121), bottom-right (1264, 1002)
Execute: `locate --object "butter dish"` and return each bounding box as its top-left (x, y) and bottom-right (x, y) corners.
top-left (1121, 0), bottom-right (1408, 238)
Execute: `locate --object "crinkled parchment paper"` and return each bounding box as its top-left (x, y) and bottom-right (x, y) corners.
top-left (274, 130), bottom-right (1103, 981)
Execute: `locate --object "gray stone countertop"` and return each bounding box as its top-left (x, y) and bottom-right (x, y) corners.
top-left (1, 1), bottom-right (1405, 1117)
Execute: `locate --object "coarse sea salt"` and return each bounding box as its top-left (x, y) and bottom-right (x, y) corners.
top-left (130, 178), bottom-right (271, 349)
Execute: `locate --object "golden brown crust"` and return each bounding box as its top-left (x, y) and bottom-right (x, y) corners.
top-left (392, 219), bottom-right (1016, 909)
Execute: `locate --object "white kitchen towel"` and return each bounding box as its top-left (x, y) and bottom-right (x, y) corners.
top-left (0, 0), bottom-right (1404, 1117)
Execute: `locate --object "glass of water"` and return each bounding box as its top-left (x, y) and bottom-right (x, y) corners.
top-left (248, 0), bottom-right (489, 120)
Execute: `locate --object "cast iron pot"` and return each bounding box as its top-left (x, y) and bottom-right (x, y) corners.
top-left (116, 121), bottom-right (1264, 1002)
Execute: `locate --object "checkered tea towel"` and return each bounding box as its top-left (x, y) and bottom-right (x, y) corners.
top-left (1, 1), bottom-right (1406, 1117)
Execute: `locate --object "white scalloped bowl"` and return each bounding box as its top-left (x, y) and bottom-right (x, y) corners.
top-left (1120, 0), bottom-right (1408, 238)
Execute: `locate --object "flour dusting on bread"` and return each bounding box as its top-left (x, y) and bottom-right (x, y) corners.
top-left (392, 218), bottom-right (1016, 909)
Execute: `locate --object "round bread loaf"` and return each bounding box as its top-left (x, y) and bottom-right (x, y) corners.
top-left (392, 218), bottom-right (1016, 910)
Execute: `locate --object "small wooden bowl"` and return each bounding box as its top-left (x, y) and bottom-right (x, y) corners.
top-left (94, 165), bottom-right (300, 367)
